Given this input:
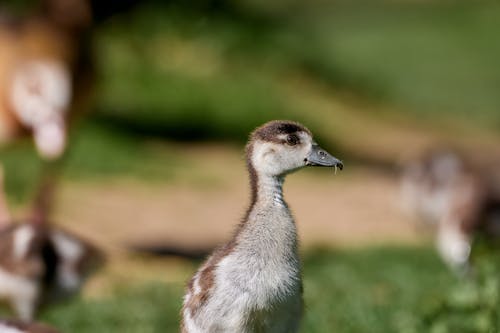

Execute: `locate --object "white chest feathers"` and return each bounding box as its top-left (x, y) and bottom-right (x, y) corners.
top-left (182, 203), bottom-right (303, 333)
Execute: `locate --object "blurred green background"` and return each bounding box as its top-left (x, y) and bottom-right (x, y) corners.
top-left (4, 0), bottom-right (500, 199)
top-left (2, 0), bottom-right (500, 332)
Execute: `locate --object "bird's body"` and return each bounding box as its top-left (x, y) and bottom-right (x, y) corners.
top-left (401, 149), bottom-right (500, 271)
top-left (0, 1), bottom-right (93, 159)
top-left (0, 222), bottom-right (104, 320)
top-left (183, 177), bottom-right (302, 333)
top-left (0, 223), bottom-right (48, 320)
top-left (181, 120), bottom-right (342, 333)
top-left (0, 162), bottom-right (104, 320)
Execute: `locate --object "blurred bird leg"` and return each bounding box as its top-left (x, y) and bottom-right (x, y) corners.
top-left (31, 165), bottom-right (59, 225)
top-left (436, 217), bottom-right (471, 274)
top-left (0, 165), bottom-right (11, 227)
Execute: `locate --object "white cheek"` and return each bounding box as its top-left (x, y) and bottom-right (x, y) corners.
top-left (252, 141), bottom-right (311, 176)
top-left (297, 145), bottom-right (310, 164)
top-left (281, 143), bottom-right (310, 171)
top-left (252, 143), bottom-right (281, 175)
top-left (281, 150), bottom-right (302, 170)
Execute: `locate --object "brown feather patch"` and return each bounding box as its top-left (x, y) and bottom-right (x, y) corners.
top-left (0, 224), bottom-right (46, 279)
top-left (182, 239), bottom-right (237, 320)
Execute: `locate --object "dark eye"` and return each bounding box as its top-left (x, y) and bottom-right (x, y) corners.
top-left (286, 135), bottom-right (299, 146)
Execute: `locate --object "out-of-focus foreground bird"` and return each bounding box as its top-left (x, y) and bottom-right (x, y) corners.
top-left (0, 0), bottom-right (104, 321)
top-left (0, 0), bottom-right (94, 159)
top-left (0, 164), bottom-right (105, 320)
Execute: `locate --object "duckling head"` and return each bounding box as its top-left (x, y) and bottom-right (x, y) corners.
top-left (247, 120), bottom-right (343, 177)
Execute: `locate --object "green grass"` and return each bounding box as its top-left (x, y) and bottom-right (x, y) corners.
top-left (30, 246), bottom-right (457, 333)
top-left (41, 283), bottom-right (184, 333)
top-left (2, 246), bottom-right (498, 332)
top-left (301, 246), bottom-right (453, 333)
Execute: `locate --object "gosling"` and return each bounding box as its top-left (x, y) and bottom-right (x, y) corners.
top-left (181, 120), bottom-right (343, 333)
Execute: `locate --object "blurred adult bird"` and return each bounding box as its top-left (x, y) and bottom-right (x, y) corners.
top-left (0, 3), bottom-right (103, 316)
top-left (0, 0), bottom-right (94, 159)
top-left (401, 149), bottom-right (500, 272)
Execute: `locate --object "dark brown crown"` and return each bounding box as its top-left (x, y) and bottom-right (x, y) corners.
top-left (250, 120), bottom-right (311, 144)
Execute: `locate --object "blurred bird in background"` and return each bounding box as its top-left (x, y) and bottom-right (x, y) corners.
top-left (400, 148), bottom-right (500, 273)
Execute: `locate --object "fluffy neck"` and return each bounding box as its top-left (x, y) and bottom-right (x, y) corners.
top-left (242, 158), bottom-right (293, 230)
top-left (253, 173), bottom-right (286, 208)
top-left (232, 161), bottom-right (298, 266)
top-left (246, 148), bottom-right (288, 213)
top-left (234, 145), bottom-right (298, 250)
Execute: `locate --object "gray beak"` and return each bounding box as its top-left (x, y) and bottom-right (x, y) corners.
top-left (306, 144), bottom-right (344, 169)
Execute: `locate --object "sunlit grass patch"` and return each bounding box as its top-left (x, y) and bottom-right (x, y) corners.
top-left (41, 283), bottom-right (184, 333)
top-left (302, 246), bottom-right (452, 333)
top-left (21, 246), bottom-right (459, 333)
